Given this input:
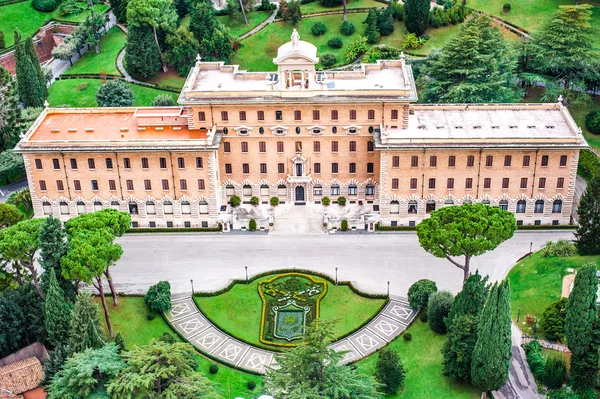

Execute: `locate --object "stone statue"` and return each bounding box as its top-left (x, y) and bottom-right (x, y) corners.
top-left (291, 29), bottom-right (300, 51)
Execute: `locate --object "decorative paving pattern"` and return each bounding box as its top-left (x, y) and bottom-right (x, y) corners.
top-left (164, 294), bottom-right (417, 374)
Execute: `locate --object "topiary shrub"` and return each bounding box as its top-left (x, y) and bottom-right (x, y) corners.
top-left (320, 53), bottom-right (336, 68)
top-left (502, 3), bottom-right (510, 12)
top-left (540, 297), bottom-right (567, 342)
top-left (544, 355), bottom-right (567, 389)
top-left (247, 380), bottom-right (257, 390)
top-left (230, 195), bottom-right (241, 207)
top-left (524, 340), bottom-right (545, 383)
top-left (311, 22), bottom-right (327, 35)
top-left (33, 0), bottom-right (59, 12)
top-left (322, 196), bottom-right (331, 205)
top-left (159, 332), bottom-right (176, 343)
top-left (270, 196), bottom-right (279, 206)
top-left (144, 281), bottom-right (172, 313)
top-left (427, 290), bottom-right (454, 334)
top-left (209, 364), bottom-right (219, 374)
top-left (375, 347), bottom-right (406, 394)
top-left (540, 239), bottom-right (577, 258)
top-left (328, 37), bottom-right (343, 49)
top-left (320, 0), bottom-right (340, 7)
top-left (152, 94), bottom-right (176, 106)
top-left (250, 196), bottom-right (260, 206)
top-left (408, 279), bottom-right (438, 308)
top-left (585, 110), bottom-right (600, 134)
top-left (340, 20), bottom-right (356, 36)
top-left (341, 219), bottom-right (348, 231)
top-left (337, 196), bottom-right (346, 206)
top-left (419, 308), bottom-right (428, 322)
top-left (403, 332), bottom-right (412, 341)
top-left (249, 219), bottom-right (257, 231)
top-left (77, 82), bottom-right (89, 91)
top-left (147, 312), bottom-right (157, 320)
top-left (96, 79), bottom-right (134, 107)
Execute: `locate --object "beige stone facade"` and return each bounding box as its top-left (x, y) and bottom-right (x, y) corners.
top-left (15, 31), bottom-right (587, 228)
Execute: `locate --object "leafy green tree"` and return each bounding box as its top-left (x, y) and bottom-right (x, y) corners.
top-left (565, 263), bottom-right (600, 391)
top-left (152, 94), bottom-right (176, 106)
top-left (39, 215), bottom-right (77, 302)
top-left (525, 5), bottom-right (600, 105)
top-left (407, 279), bottom-right (437, 308)
top-left (189, 3), bottom-right (235, 62)
top-left (144, 280), bottom-right (172, 313)
top-left (264, 320), bottom-right (384, 398)
top-left (69, 292), bottom-right (105, 353)
top-left (45, 270), bottom-right (73, 348)
top-left (107, 340), bottom-right (222, 398)
top-left (124, 24), bottom-right (162, 79)
top-left (174, 0), bottom-right (192, 17)
top-left (376, 5), bottom-right (395, 35)
top-left (81, 13), bottom-right (106, 54)
top-left (47, 344), bottom-right (124, 399)
top-left (403, 0), bottom-right (429, 36)
top-left (109, 0), bottom-right (123, 20)
top-left (540, 298), bottom-right (568, 342)
top-left (428, 290), bottom-right (454, 334)
top-left (126, 0), bottom-right (177, 72)
top-left (42, 343), bottom-right (70, 387)
top-left (0, 203), bottom-right (24, 229)
top-left (442, 314), bottom-right (479, 382)
top-left (281, 0), bottom-right (302, 26)
top-left (164, 27), bottom-right (199, 76)
top-left (114, 332), bottom-right (126, 353)
top-left (417, 203), bottom-right (516, 286)
top-left (96, 80), bottom-right (134, 107)
top-left (0, 218), bottom-right (44, 298)
top-left (363, 8), bottom-right (380, 44)
top-left (471, 280), bottom-right (512, 396)
top-left (375, 347), bottom-right (406, 394)
top-left (10, 188), bottom-right (32, 214)
top-left (14, 30), bottom-right (46, 108)
top-left (575, 174), bottom-right (600, 255)
top-left (0, 149), bottom-right (25, 186)
top-left (445, 270), bottom-right (488, 328)
top-left (418, 15), bottom-right (520, 103)
top-left (0, 66), bottom-right (22, 150)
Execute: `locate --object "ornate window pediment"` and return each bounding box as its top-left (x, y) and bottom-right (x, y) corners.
top-left (343, 125), bottom-right (362, 135)
top-left (270, 125), bottom-right (289, 136)
top-left (306, 125), bottom-right (325, 135)
top-left (234, 126), bottom-right (253, 136)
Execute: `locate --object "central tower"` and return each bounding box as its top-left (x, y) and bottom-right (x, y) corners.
top-left (272, 29), bottom-right (319, 91)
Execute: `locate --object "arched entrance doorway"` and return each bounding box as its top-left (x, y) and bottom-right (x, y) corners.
top-left (295, 186), bottom-right (305, 201)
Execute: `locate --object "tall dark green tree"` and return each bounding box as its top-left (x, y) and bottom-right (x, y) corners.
top-left (445, 270), bottom-right (489, 327)
top-left (24, 35), bottom-right (47, 99)
top-left (418, 15), bottom-right (521, 103)
top-left (471, 280), bottom-right (512, 396)
top-left (44, 270), bottom-right (73, 348)
top-left (565, 263), bottom-right (600, 391)
top-left (39, 216), bottom-right (77, 302)
top-left (14, 30), bottom-right (46, 108)
top-left (375, 347), bottom-right (406, 394)
top-left (0, 66), bottom-right (22, 150)
top-left (124, 25), bottom-right (162, 79)
top-left (363, 8), bottom-right (380, 44)
top-left (68, 292), bottom-right (105, 353)
top-left (442, 314), bottom-right (479, 382)
top-left (164, 27), bottom-right (199, 76)
top-left (403, 0), bottom-right (429, 37)
top-left (575, 174), bottom-right (600, 255)
top-left (189, 3), bottom-right (235, 62)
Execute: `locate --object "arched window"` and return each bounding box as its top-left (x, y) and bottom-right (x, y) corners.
top-left (366, 184), bottom-right (375, 196)
top-left (146, 201), bottom-right (156, 215)
top-left (481, 200), bottom-right (490, 205)
top-left (77, 201), bottom-right (86, 215)
top-left (111, 201), bottom-right (120, 210)
top-left (499, 200), bottom-right (508, 210)
top-left (128, 202), bottom-right (138, 215)
top-left (516, 200), bottom-right (526, 213)
top-left (43, 201), bottom-right (52, 215)
top-left (313, 185), bottom-right (322, 196)
top-left (390, 200), bottom-right (400, 214)
top-left (330, 185), bottom-right (340, 196)
top-left (60, 201), bottom-right (69, 215)
top-left (243, 184), bottom-right (252, 197)
top-left (260, 184), bottom-right (269, 196)
top-left (181, 201), bottom-right (191, 214)
top-left (426, 200), bottom-right (436, 214)
top-left (552, 200), bottom-right (562, 213)
top-left (225, 185), bottom-right (235, 196)
top-left (444, 200), bottom-right (454, 205)
top-left (534, 200), bottom-right (544, 213)
top-left (94, 201), bottom-right (103, 211)
top-left (277, 184), bottom-right (287, 197)
top-left (408, 200), bottom-right (417, 214)
top-left (199, 201), bottom-right (209, 214)
top-left (348, 185), bottom-right (358, 196)
top-left (164, 201), bottom-right (173, 214)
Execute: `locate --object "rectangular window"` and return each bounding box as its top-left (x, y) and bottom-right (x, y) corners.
top-left (294, 110), bottom-right (301, 121)
top-left (126, 180), bottom-right (133, 191)
top-left (313, 163), bottom-right (321, 173)
top-left (368, 110), bottom-right (375, 120)
top-left (53, 158), bottom-right (60, 170)
top-left (109, 180), bottom-right (116, 191)
top-left (39, 180), bottom-right (47, 191)
top-left (557, 177), bottom-right (564, 189)
top-left (225, 164), bottom-right (232, 174)
top-left (392, 156), bottom-right (400, 168)
top-left (124, 158), bottom-right (131, 169)
top-left (70, 159), bottom-right (78, 170)
top-left (448, 156), bottom-right (456, 167)
top-left (242, 163), bottom-right (249, 174)
top-left (484, 178), bottom-right (491, 189)
top-left (539, 177), bottom-right (546, 189)
top-left (331, 110), bottom-right (338, 120)
top-left (411, 156), bottom-right (418, 168)
top-left (502, 178), bottom-right (509, 189)
top-left (447, 178), bottom-right (454, 189)
top-left (313, 110), bottom-right (320, 120)
top-left (144, 180), bottom-right (151, 191)
top-left (159, 157), bottom-right (166, 169)
top-left (429, 178), bottom-right (436, 189)
top-left (259, 141), bottom-right (266, 153)
top-left (314, 141), bottom-right (320, 152)
top-left (88, 158), bottom-right (95, 170)
top-left (239, 111), bottom-right (246, 121)
top-left (260, 163), bottom-right (267, 174)
top-left (410, 178), bottom-right (417, 190)
top-left (141, 157), bottom-right (149, 169)
top-left (392, 178), bottom-right (399, 189)
top-left (56, 180), bottom-right (64, 191)
top-left (485, 155), bottom-right (493, 167)
top-left (105, 158), bottom-right (113, 169)
top-left (277, 142), bottom-right (284, 153)
top-left (91, 180), bottom-right (98, 191)
top-left (180, 179), bottom-right (187, 190)
top-left (541, 155), bottom-right (549, 167)
top-left (196, 157), bottom-right (203, 168)
top-left (430, 156), bottom-right (437, 168)
top-left (349, 110), bottom-right (357, 120)
top-left (257, 110), bottom-right (265, 121)
top-left (367, 163), bottom-right (374, 173)
top-left (162, 179), bottom-right (169, 190)
top-left (224, 142), bottom-right (231, 153)
top-left (367, 141), bottom-right (374, 152)
top-left (198, 179), bottom-right (205, 190)
top-left (391, 109), bottom-right (398, 120)
top-left (73, 180), bottom-right (81, 191)
top-left (523, 155), bottom-right (531, 167)
top-left (349, 163), bottom-right (356, 173)
top-left (278, 163), bottom-right (285, 173)
top-left (198, 111), bottom-right (206, 122)
top-left (349, 141), bottom-right (356, 152)
top-left (560, 155), bottom-right (567, 167)
top-left (520, 178), bottom-right (528, 189)
top-left (275, 110), bottom-right (282, 120)
top-left (34, 159), bottom-right (42, 170)
top-left (332, 163), bottom-right (338, 173)
top-left (221, 111), bottom-right (228, 121)
top-left (332, 141), bottom-right (338, 153)
top-left (467, 155), bottom-right (475, 167)
top-left (465, 178), bottom-right (473, 189)
top-left (504, 155), bottom-right (512, 167)
top-left (241, 142), bottom-right (248, 153)
top-left (177, 157), bottom-right (185, 169)
top-left (295, 141), bottom-right (302, 152)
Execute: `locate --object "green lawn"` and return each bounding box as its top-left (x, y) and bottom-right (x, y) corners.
top-left (101, 295), bottom-right (262, 399)
top-left (194, 273), bottom-right (386, 350)
top-left (300, 0), bottom-right (384, 14)
top-left (64, 26), bottom-right (127, 76)
top-left (217, 10), bottom-right (272, 37)
top-left (146, 69), bottom-right (187, 89)
top-left (507, 252), bottom-right (600, 336)
top-left (0, 1), bottom-right (109, 47)
top-left (357, 320), bottom-right (480, 399)
top-left (47, 78), bottom-right (178, 107)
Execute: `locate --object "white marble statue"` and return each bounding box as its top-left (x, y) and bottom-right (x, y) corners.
top-left (291, 29), bottom-right (300, 51)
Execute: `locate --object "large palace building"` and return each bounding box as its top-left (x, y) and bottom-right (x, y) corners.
top-left (16, 31), bottom-right (587, 229)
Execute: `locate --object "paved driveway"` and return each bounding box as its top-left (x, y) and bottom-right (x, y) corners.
top-left (112, 230), bottom-right (574, 295)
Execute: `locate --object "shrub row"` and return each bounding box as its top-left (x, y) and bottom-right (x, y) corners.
top-left (125, 225), bottom-right (222, 233)
top-left (523, 340), bottom-right (567, 389)
top-left (539, 239), bottom-right (577, 257)
top-left (375, 223), bottom-right (416, 231)
top-left (577, 148), bottom-right (600, 181)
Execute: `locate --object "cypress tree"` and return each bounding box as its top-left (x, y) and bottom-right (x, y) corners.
top-left (124, 25), bottom-right (162, 79)
top-left (69, 292), bottom-right (105, 353)
top-left (471, 280), bottom-right (512, 396)
top-left (45, 270), bottom-right (73, 348)
top-left (403, 0), bottom-right (429, 37)
top-left (0, 66), bottom-right (22, 150)
top-left (363, 8), bottom-right (380, 44)
top-left (565, 263), bottom-right (600, 391)
top-left (41, 343), bottom-right (70, 387)
top-left (445, 270), bottom-right (488, 328)
top-left (115, 332), bottom-right (126, 353)
top-left (575, 175), bottom-right (600, 255)
top-left (189, 3), bottom-right (234, 62)
top-left (24, 35), bottom-right (47, 103)
top-left (82, 316), bottom-right (105, 351)
top-left (14, 30), bottom-right (44, 108)
top-left (39, 215), bottom-right (77, 302)
top-left (442, 314), bottom-right (479, 382)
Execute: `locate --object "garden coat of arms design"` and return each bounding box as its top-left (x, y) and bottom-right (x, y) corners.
top-left (258, 273), bottom-right (327, 346)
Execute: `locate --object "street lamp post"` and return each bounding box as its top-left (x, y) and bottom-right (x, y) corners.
top-left (529, 242), bottom-right (533, 256)
top-left (190, 279), bottom-right (194, 296)
top-left (517, 305), bottom-right (521, 323)
top-left (335, 267), bottom-right (338, 285)
top-left (387, 281), bottom-right (390, 297)
top-left (245, 266), bottom-right (248, 284)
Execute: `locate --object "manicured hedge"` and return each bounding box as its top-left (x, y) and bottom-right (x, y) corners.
top-left (577, 148), bottom-right (600, 181)
top-left (375, 223), bottom-right (416, 231)
top-left (125, 225), bottom-right (222, 233)
top-left (516, 225), bottom-right (576, 230)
